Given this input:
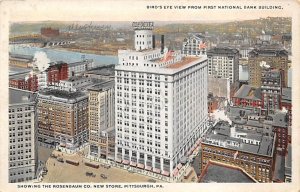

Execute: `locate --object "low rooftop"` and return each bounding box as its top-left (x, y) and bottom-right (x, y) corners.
top-left (249, 48), bottom-right (288, 57)
top-left (9, 88), bottom-right (37, 104)
top-left (9, 53), bottom-right (33, 60)
top-left (233, 84), bottom-right (262, 100)
top-left (39, 89), bottom-right (87, 99)
top-left (273, 154), bottom-right (285, 181)
top-left (203, 121), bottom-right (275, 156)
top-left (282, 87), bottom-right (291, 103)
top-left (200, 163), bottom-right (255, 183)
top-left (207, 47), bottom-right (239, 55)
top-left (88, 80), bottom-right (115, 92)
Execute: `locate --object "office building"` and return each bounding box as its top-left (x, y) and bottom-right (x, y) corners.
top-left (68, 59), bottom-right (94, 78)
top-left (207, 47), bottom-right (239, 84)
top-left (182, 33), bottom-right (207, 56)
top-left (9, 88), bottom-right (38, 183)
top-left (248, 48), bottom-right (288, 88)
top-left (115, 22), bottom-right (208, 177)
top-left (37, 89), bottom-right (88, 148)
top-left (201, 121), bottom-right (276, 183)
top-left (88, 81), bottom-right (115, 160)
top-left (261, 69), bottom-right (283, 115)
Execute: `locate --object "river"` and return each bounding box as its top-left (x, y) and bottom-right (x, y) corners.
top-left (10, 45), bottom-right (118, 66)
top-left (10, 45), bottom-right (252, 81)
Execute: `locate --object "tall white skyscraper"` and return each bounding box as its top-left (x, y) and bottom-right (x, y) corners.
top-left (9, 88), bottom-right (38, 183)
top-left (115, 22), bottom-right (208, 177)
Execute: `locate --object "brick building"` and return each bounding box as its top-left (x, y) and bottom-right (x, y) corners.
top-left (46, 62), bottom-right (69, 85)
top-left (9, 73), bottom-right (38, 92)
top-left (41, 27), bottom-right (59, 37)
top-left (231, 84), bottom-right (262, 109)
top-left (261, 69), bottom-right (283, 115)
top-left (37, 89), bottom-right (88, 149)
top-left (201, 121), bottom-right (276, 183)
top-left (248, 48), bottom-right (288, 88)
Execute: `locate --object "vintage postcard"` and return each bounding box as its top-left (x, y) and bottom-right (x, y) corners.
top-left (0, 0), bottom-right (299, 191)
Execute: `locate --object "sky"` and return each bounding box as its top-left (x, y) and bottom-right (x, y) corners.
top-left (2, 0), bottom-right (294, 22)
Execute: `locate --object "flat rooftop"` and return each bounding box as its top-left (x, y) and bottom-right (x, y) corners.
top-left (233, 84), bottom-right (262, 100)
top-left (166, 57), bottom-right (199, 69)
top-left (200, 163), bottom-right (255, 183)
top-left (273, 154), bottom-right (285, 181)
top-left (282, 87), bottom-right (291, 103)
top-left (9, 53), bottom-right (33, 60)
top-left (203, 121), bottom-right (275, 156)
top-left (9, 88), bottom-right (36, 104)
top-left (39, 89), bottom-right (87, 100)
top-left (88, 80), bottom-right (114, 92)
top-left (9, 67), bottom-right (32, 76)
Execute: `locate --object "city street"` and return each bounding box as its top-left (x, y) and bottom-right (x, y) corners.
top-left (39, 145), bottom-right (159, 183)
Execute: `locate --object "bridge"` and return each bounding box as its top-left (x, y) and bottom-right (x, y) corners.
top-left (42, 41), bottom-right (75, 47)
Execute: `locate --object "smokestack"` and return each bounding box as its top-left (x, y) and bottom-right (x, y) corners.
top-left (161, 35), bottom-right (164, 54)
top-left (152, 35), bottom-right (155, 49)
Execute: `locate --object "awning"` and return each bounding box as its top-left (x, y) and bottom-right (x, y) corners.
top-left (177, 163), bottom-right (182, 170)
top-left (137, 163), bottom-right (145, 169)
top-left (130, 161), bottom-right (137, 167)
top-left (162, 170), bottom-right (170, 176)
top-left (145, 166), bottom-right (152, 171)
top-left (153, 168), bottom-right (161, 174)
top-left (173, 168), bottom-right (179, 176)
top-left (115, 158), bottom-right (121, 163)
top-left (122, 160), bottom-right (129, 165)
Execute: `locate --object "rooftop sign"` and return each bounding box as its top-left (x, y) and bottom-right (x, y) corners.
top-left (132, 22), bottom-right (154, 30)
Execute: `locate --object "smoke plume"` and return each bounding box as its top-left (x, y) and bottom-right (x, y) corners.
top-left (33, 51), bottom-right (50, 72)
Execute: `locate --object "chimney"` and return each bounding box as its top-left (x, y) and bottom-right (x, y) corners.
top-left (230, 126), bottom-right (236, 137)
top-left (161, 35), bottom-right (164, 54)
top-left (152, 35), bottom-right (155, 49)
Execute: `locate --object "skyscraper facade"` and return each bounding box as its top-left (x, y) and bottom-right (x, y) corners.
top-left (114, 22), bottom-right (208, 177)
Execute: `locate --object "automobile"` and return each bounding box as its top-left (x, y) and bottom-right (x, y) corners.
top-left (104, 165), bottom-right (111, 169)
top-left (100, 174), bottom-right (107, 179)
top-left (57, 157), bottom-right (64, 163)
top-left (147, 179), bottom-right (156, 183)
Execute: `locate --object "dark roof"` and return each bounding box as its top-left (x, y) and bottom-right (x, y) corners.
top-left (285, 144), bottom-right (291, 169)
top-left (38, 89), bottom-right (87, 99)
top-left (48, 61), bottom-right (67, 66)
top-left (273, 154), bottom-right (285, 181)
top-left (270, 112), bottom-right (288, 128)
top-left (249, 48), bottom-right (288, 57)
top-left (204, 120), bottom-right (275, 156)
top-left (9, 88), bottom-right (37, 104)
top-left (282, 88), bottom-right (291, 103)
top-left (9, 53), bottom-right (34, 60)
top-left (207, 47), bottom-right (239, 55)
top-left (88, 80), bottom-right (114, 91)
top-left (200, 163), bottom-right (255, 183)
top-left (233, 84), bottom-right (262, 100)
